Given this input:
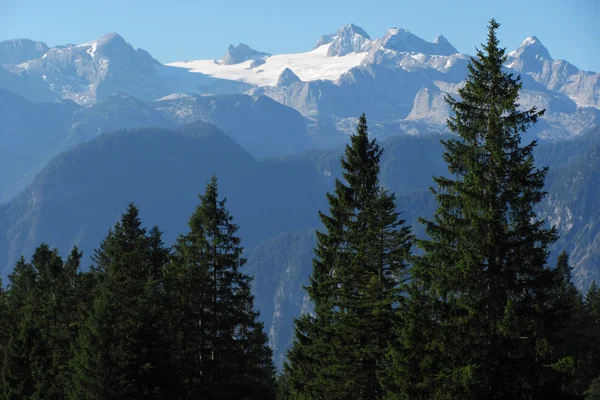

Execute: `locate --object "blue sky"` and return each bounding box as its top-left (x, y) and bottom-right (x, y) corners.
top-left (1, 0), bottom-right (598, 71)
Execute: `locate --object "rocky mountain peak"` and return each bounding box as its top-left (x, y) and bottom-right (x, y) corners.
top-left (0, 38), bottom-right (49, 64)
top-left (222, 43), bottom-right (271, 65)
top-left (510, 36), bottom-right (553, 61)
top-left (324, 23), bottom-right (372, 57)
top-left (276, 68), bottom-right (301, 86)
top-left (381, 28), bottom-right (457, 56)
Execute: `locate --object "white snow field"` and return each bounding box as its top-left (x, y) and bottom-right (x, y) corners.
top-left (167, 43), bottom-right (368, 87)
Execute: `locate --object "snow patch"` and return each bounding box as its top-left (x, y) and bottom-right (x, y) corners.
top-left (167, 43), bottom-right (368, 87)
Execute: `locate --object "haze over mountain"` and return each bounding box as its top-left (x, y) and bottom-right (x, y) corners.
top-left (1, 123), bottom-right (598, 369)
top-left (0, 22), bottom-right (599, 374)
top-left (0, 88), bottom-right (313, 201)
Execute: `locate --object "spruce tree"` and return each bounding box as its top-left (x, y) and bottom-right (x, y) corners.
top-left (69, 204), bottom-right (171, 399)
top-left (548, 251), bottom-right (585, 396)
top-left (285, 115), bottom-right (412, 399)
top-left (583, 282), bottom-right (600, 389)
top-left (165, 175), bottom-right (276, 399)
top-left (0, 278), bottom-right (6, 386)
top-left (28, 244), bottom-right (71, 400)
top-left (1, 257), bottom-right (38, 400)
top-left (396, 19), bottom-right (560, 399)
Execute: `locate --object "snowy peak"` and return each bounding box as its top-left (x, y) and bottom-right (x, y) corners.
top-left (341, 23), bottom-right (371, 39)
top-left (325, 23), bottom-right (372, 57)
top-left (434, 35), bottom-right (458, 54)
top-left (222, 43), bottom-right (271, 65)
top-left (381, 28), bottom-right (457, 56)
top-left (276, 67), bottom-right (301, 86)
top-left (73, 32), bottom-right (159, 65)
top-left (506, 36), bottom-right (554, 74)
top-left (0, 39), bottom-right (49, 64)
top-left (315, 33), bottom-right (336, 49)
top-left (76, 32), bottom-right (127, 54)
top-left (510, 36), bottom-right (553, 61)
top-left (3, 32), bottom-right (166, 105)
top-left (95, 32), bottom-right (126, 46)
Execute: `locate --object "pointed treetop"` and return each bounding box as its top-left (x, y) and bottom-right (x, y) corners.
top-left (339, 113), bottom-right (382, 204)
top-left (556, 251), bottom-right (573, 286)
top-left (205, 174), bottom-right (219, 199)
top-left (120, 202), bottom-right (143, 232)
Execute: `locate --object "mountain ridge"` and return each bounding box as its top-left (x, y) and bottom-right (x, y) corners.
top-left (1, 24), bottom-right (597, 145)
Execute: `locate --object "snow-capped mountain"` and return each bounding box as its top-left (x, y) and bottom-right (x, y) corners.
top-left (322, 23), bottom-right (373, 56)
top-left (0, 39), bottom-right (49, 64)
top-left (379, 28), bottom-right (458, 56)
top-left (0, 33), bottom-right (186, 104)
top-left (166, 24), bottom-right (599, 141)
top-left (0, 24), bottom-right (598, 143)
top-left (507, 36), bottom-right (600, 109)
top-left (168, 41), bottom-right (367, 87)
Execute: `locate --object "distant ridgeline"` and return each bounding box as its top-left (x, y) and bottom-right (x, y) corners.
top-left (0, 19), bottom-right (600, 399)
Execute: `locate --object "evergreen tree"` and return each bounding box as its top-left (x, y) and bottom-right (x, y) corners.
top-left (583, 281), bottom-right (600, 389)
top-left (285, 115), bottom-right (412, 399)
top-left (28, 245), bottom-right (69, 400)
top-left (0, 278), bottom-right (7, 392)
top-left (1, 257), bottom-right (38, 400)
top-left (549, 251), bottom-right (585, 396)
top-left (165, 176), bottom-right (276, 399)
top-left (396, 20), bottom-right (560, 399)
top-left (52, 248), bottom-right (84, 398)
top-left (69, 204), bottom-right (171, 399)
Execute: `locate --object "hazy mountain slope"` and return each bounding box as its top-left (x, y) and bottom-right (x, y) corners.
top-left (542, 131), bottom-right (600, 287)
top-left (152, 93), bottom-right (314, 158)
top-left (0, 90), bottom-right (175, 202)
top-left (0, 89), bottom-right (315, 202)
top-left (0, 121), bottom-right (328, 279)
top-left (0, 39), bottom-right (49, 64)
top-left (1, 125), bottom-right (599, 371)
top-left (0, 88), bottom-right (80, 201)
top-left (245, 228), bottom-right (316, 368)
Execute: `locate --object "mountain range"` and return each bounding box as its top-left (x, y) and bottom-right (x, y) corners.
top-left (0, 24), bottom-right (599, 369)
top-left (1, 24), bottom-right (598, 144)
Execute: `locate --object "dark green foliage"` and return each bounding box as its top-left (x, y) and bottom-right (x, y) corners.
top-left (396, 20), bottom-right (562, 399)
top-left (0, 198), bottom-right (275, 400)
top-left (545, 251), bottom-right (593, 397)
top-left (583, 282), bottom-right (600, 387)
top-left (0, 278), bottom-right (6, 385)
top-left (1, 257), bottom-right (36, 400)
top-left (285, 114), bottom-right (412, 399)
top-left (165, 176), bottom-right (276, 399)
top-left (69, 204), bottom-right (172, 399)
top-left (0, 246), bottom-right (82, 400)
top-left (586, 375), bottom-right (600, 400)
top-left (28, 245), bottom-right (79, 400)
top-left (0, 196), bottom-right (278, 399)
